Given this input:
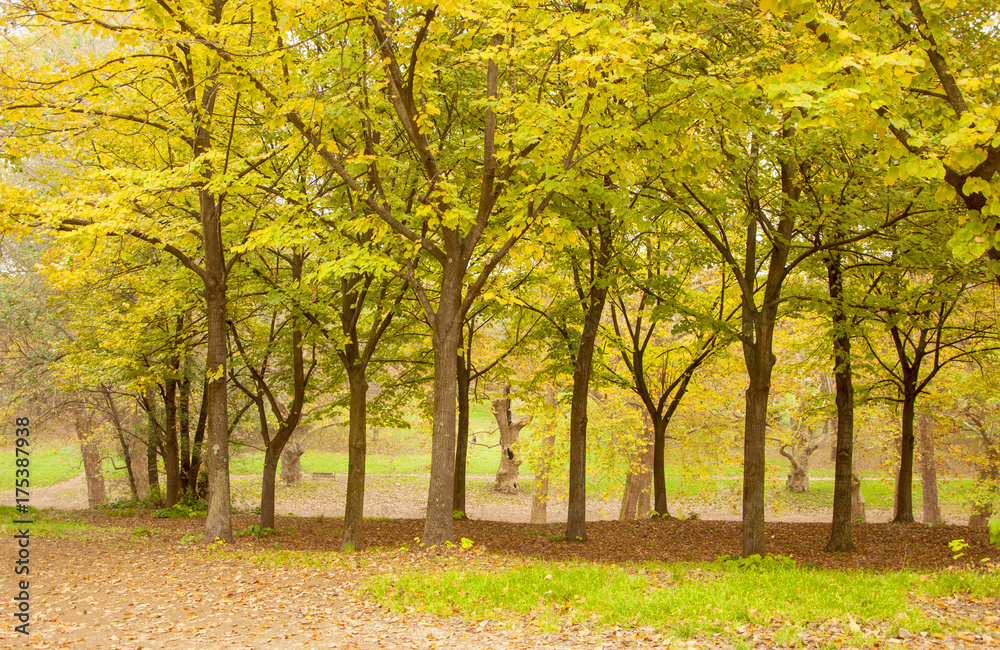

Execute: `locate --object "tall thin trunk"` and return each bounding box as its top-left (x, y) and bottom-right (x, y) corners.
top-left (203, 229), bottom-right (233, 543)
top-left (825, 250), bottom-right (856, 552)
top-left (566, 280), bottom-right (609, 542)
top-left (341, 367), bottom-right (368, 551)
top-left (189, 382), bottom-right (208, 493)
top-left (145, 387), bottom-right (162, 506)
top-left (130, 404), bottom-right (149, 499)
top-left (530, 388), bottom-right (558, 525)
top-left (103, 387), bottom-right (138, 501)
top-left (163, 372), bottom-right (180, 507)
top-left (893, 388), bottom-right (917, 523)
top-left (453, 348), bottom-right (471, 518)
top-left (918, 411), bottom-right (942, 524)
top-left (179, 358), bottom-right (192, 493)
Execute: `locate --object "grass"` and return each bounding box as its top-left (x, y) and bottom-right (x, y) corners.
top-left (0, 442), bottom-right (85, 490)
top-left (364, 558), bottom-right (1000, 644)
top-left (0, 506), bottom-right (99, 538)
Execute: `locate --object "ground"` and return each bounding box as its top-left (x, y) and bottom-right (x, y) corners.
top-left (1, 476), bottom-right (998, 649)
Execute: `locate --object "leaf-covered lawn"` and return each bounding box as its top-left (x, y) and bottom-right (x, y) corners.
top-left (3, 510), bottom-right (997, 648)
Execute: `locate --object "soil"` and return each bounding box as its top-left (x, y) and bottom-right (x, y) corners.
top-left (1, 475), bottom-right (998, 649)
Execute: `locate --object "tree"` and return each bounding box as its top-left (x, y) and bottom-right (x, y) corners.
top-left (606, 226), bottom-right (735, 516)
top-left (234, 2), bottom-right (653, 545)
top-left (859, 246), bottom-right (992, 523)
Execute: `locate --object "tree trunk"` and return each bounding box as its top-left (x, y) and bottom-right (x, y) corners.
top-left (102, 386), bottom-right (139, 501)
top-left (423, 285), bottom-right (463, 546)
top-left (118, 427), bottom-right (138, 501)
top-left (493, 385), bottom-right (529, 494)
top-left (74, 407), bottom-right (106, 508)
top-left (969, 449), bottom-right (998, 528)
top-left (851, 473), bottom-right (866, 523)
top-left (257, 283), bottom-right (307, 532)
top-left (145, 387), bottom-right (162, 506)
top-left (743, 358), bottom-right (773, 556)
top-left (202, 234), bottom-right (233, 544)
top-left (637, 433), bottom-right (653, 516)
top-left (825, 249), bottom-right (856, 551)
top-left (163, 373), bottom-right (180, 507)
top-left (189, 381), bottom-right (208, 497)
top-left (260, 446), bottom-right (279, 530)
top-left (531, 389), bottom-right (558, 525)
top-left (621, 418), bottom-right (654, 520)
top-left (566, 282), bottom-right (609, 542)
top-left (129, 407), bottom-right (149, 500)
top-left (341, 367), bottom-right (368, 551)
top-left (781, 444), bottom-right (810, 492)
top-left (893, 389), bottom-right (917, 523)
top-left (280, 437), bottom-right (305, 486)
top-left (453, 349), bottom-right (471, 517)
top-left (179, 361), bottom-right (192, 494)
top-left (918, 411), bottom-right (942, 525)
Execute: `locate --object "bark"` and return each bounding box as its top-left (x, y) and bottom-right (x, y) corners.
top-left (202, 194), bottom-right (233, 543)
top-left (851, 473), bottom-right (866, 523)
top-left (163, 372), bottom-right (180, 507)
top-left (893, 388), bottom-right (917, 523)
top-left (566, 278), bottom-right (609, 542)
top-left (179, 359), bottom-right (192, 494)
top-left (637, 437), bottom-right (653, 516)
top-left (969, 504), bottom-right (994, 528)
top-left (130, 407), bottom-right (149, 500)
top-left (735, 130), bottom-right (798, 558)
top-left (780, 442), bottom-right (811, 493)
top-left (453, 348), bottom-right (471, 517)
top-left (621, 418), bottom-right (654, 520)
top-left (280, 437), bottom-right (305, 486)
top-left (742, 357), bottom-right (774, 555)
top-left (145, 387), bottom-right (162, 506)
top-left (493, 385), bottom-right (530, 494)
top-left (74, 407), bottom-right (106, 508)
top-left (825, 248), bottom-right (856, 552)
top-left (423, 282), bottom-right (463, 546)
top-left (260, 447), bottom-right (278, 529)
top-left (131, 439), bottom-right (149, 500)
top-left (918, 411), bottom-right (942, 525)
top-left (341, 367), bottom-right (368, 551)
top-left (257, 274), bottom-right (307, 532)
top-left (530, 388), bottom-right (558, 525)
top-left (188, 383), bottom-right (208, 497)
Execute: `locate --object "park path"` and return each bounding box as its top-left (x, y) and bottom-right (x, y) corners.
top-left (3, 471), bottom-right (914, 524)
top-left (0, 473), bottom-right (89, 510)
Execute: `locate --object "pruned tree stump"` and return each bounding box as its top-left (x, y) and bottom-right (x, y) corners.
top-left (280, 438), bottom-right (305, 486)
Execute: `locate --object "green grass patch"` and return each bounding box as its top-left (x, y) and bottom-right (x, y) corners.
top-left (0, 506), bottom-right (99, 538)
top-left (365, 559), bottom-right (1000, 641)
top-left (0, 443), bottom-right (83, 489)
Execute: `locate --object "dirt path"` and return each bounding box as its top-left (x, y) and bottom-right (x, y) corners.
top-left (5, 471), bottom-right (913, 524)
top-left (0, 473), bottom-right (89, 510)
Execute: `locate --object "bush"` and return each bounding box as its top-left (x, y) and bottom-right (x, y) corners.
top-left (153, 503), bottom-right (205, 519)
top-left (713, 553), bottom-right (797, 572)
